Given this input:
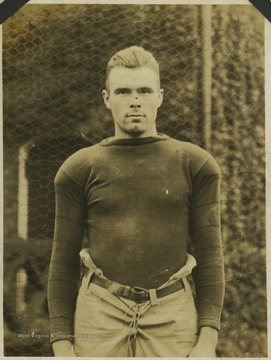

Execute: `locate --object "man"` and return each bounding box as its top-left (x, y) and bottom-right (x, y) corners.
top-left (48, 46), bottom-right (225, 357)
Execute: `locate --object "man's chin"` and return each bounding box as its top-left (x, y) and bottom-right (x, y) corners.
top-left (129, 131), bottom-right (145, 138)
top-left (125, 127), bottom-right (145, 137)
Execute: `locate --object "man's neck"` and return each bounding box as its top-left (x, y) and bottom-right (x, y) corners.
top-left (114, 129), bottom-right (158, 140)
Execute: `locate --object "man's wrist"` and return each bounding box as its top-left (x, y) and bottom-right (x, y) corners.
top-left (197, 326), bottom-right (218, 347)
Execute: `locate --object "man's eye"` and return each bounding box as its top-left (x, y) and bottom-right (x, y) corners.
top-left (139, 88), bottom-right (153, 95)
top-left (115, 89), bottom-right (130, 95)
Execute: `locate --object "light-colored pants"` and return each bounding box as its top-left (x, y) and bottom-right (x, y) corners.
top-left (73, 270), bottom-right (199, 357)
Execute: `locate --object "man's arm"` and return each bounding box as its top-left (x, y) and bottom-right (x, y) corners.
top-left (189, 154), bottom-right (225, 356)
top-left (47, 167), bottom-right (87, 354)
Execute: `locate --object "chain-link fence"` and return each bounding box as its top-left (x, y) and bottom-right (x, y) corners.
top-left (2, 4), bottom-right (266, 357)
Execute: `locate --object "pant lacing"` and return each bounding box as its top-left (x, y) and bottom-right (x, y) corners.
top-left (123, 301), bottom-right (152, 356)
top-left (125, 303), bottom-right (141, 356)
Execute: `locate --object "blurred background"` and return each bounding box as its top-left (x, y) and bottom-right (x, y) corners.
top-left (2, 3), bottom-right (266, 357)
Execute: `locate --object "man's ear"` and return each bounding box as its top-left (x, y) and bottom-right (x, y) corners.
top-left (158, 88), bottom-right (164, 108)
top-left (102, 89), bottom-right (111, 109)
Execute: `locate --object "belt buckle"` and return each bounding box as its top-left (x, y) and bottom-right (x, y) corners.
top-left (130, 286), bottom-right (149, 303)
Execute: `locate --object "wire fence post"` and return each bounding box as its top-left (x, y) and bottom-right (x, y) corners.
top-left (201, 5), bottom-right (213, 151)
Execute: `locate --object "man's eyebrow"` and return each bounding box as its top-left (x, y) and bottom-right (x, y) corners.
top-left (114, 87), bottom-right (131, 94)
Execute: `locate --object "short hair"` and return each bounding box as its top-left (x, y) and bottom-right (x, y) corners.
top-left (105, 46), bottom-right (160, 90)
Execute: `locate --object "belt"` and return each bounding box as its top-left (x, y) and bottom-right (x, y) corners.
top-left (91, 274), bottom-right (184, 303)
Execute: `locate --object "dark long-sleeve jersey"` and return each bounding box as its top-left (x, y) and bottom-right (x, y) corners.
top-left (48, 134), bottom-right (225, 341)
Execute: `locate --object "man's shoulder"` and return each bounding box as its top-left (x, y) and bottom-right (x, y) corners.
top-left (167, 138), bottom-right (220, 175)
top-left (63, 143), bottom-right (103, 165)
top-left (56, 143), bottom-right (104, 181)
top-left (167, 138), bottom-right (211, 160)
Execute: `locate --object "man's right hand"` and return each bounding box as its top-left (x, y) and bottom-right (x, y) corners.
top-left (52, 340), bottom-right (76, 357)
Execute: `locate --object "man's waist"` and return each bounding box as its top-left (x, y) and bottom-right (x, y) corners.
top-left (90, 273), bottom-right (185, 303)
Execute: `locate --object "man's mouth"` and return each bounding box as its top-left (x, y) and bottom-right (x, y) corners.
top-left (127, 114), bottom-right (145, 121)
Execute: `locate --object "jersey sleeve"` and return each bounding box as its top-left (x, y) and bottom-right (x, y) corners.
top-left (189, 155), bottom-right (225, 331)
top-left (47, 164), bottom-right (87, 343)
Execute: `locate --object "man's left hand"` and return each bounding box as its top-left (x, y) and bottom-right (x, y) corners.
top-left (188, 326), bottom-right (218, 358)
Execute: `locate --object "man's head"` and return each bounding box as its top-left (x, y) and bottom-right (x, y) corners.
top-left (102, 46), bottom-right (164, 139)
top-left (105, 46), bottom-right (161, 91)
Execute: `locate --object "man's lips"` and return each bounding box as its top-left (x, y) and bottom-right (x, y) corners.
top-left (127, 114), bottom-right (144, 118)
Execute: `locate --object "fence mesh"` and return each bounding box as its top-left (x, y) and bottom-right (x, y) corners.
top-left (2, 4), bottom-right (266, 357)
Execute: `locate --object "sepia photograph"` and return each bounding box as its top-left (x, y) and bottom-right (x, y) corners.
top-left (1, 0), bottom-right (269, 357)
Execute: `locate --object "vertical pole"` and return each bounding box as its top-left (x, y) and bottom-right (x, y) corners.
top-left (17, 143), bottom-right (29, 318)
top-left (201, 5), bottom-right (213, 150)
top-left (0, 25), bottom-right (3, 257)
top-left (18, 143), bottom-right (29, 240)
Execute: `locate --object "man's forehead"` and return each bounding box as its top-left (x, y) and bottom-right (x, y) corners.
top-left (108, 66), bottom-right (159, 88)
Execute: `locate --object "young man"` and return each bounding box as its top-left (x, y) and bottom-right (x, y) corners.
top-left (48, 46), bottom-right (225, 357)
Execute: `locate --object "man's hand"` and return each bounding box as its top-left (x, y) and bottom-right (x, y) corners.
top-left (52, 340), bottom-right (76, 357)
top-left (188, 326), bottom-right (218, 358)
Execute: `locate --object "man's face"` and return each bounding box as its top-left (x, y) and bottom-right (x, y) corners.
top-left (102, 66), bottom-right (164, 138)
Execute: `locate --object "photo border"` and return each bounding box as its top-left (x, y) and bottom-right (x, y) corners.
top-left (1, 1), bottom-right (270, 358)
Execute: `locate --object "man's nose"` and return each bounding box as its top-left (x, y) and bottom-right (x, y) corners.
top-left (130, 94), bottom-right (141, 108)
